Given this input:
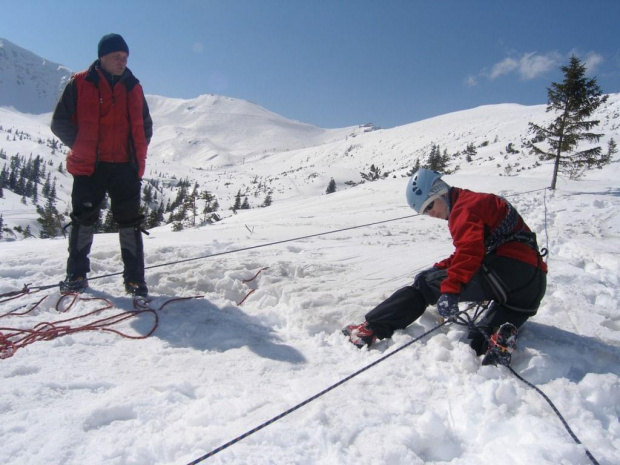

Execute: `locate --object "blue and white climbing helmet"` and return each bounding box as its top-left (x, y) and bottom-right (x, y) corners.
top-left (406, 168), bottom-right (450, 213)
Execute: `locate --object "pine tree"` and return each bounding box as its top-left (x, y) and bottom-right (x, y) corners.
top-left (463, 143), bottom-right (477, 160)
top-left (406, 159), bottom-right (421, 176)
top-left (529, 55), bottom-right (609, 189)
top-left (22, 225), bottom-right (34, 239)
top-left (427, 144), bottom-right (449, 171)
top-left (262, 193), bottom-right (272, 207)
top-left (232, 190), bottom-right (242, 212)
top-left (360, 164), bottom-right (383, 181)
top-left (146, 201), bottom-right (165, 229)
top-left (36, 196), bottom-right (64, 238)
top-left (103, 209), bottom-right (117, 232)
top-left (326, 178), bottom-right (337, 194)
top-left (603, 138), bottom-right (617, 165)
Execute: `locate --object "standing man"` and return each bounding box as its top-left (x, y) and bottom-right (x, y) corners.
top-left (344, 169), bottom-right (547, 365)
top-left (51, 33), bottom-right (153, 297)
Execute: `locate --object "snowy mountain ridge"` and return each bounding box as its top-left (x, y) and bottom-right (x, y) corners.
top-left (0, 38), bottom-right (619, 241)
top-left (0, 38), bottom-right (72, 114)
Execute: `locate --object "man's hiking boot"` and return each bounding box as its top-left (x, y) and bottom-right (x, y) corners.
top-left (59, 275), bottom-right (88, 295)
top-left (482, 322), bottom-right (518, 366)
top-left (342, 322), bottom-right (377, 349)
top-left (125, 281), bottom-right (149, 297)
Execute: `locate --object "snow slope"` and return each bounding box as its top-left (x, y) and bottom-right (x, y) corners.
top-left (3, 93), bottom-right (619, 237)
top-left (0, 39), bottom-right (72, 114)
top-left (1, 167), bottom-right (619, 464)
top-left (1, 70), bottom-right (619, 464)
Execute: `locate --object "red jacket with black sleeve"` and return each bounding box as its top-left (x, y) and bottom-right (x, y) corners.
top-left (434, 188), bottom-right (547, 294)
top-left (51, 61), bottom-right (153, 178)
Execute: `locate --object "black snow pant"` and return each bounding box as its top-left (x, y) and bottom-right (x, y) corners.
top-left (67, 162), bottom-right (145, 284)
top-left (365, 253), bottom-right (547, 355)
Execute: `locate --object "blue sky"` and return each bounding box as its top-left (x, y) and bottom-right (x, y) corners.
top-left (2, 0), bottom-right (619, 128)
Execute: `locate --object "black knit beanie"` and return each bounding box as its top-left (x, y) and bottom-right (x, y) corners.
top-left (97, 33), bottom-right (129, 58)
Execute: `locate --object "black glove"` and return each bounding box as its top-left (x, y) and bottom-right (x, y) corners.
top-left (437, 293), bottom-right (460, 320)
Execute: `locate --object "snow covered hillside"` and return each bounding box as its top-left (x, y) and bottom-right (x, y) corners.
top-left (2, 92), bottom-right (619, 239)
top-left (0, 39), bottom-right (72, 114)
top-left (1, 167), bottom-right (619, 465)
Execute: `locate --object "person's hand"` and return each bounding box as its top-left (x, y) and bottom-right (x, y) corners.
top-left (138, 159), bottom-right (145, 179)
top-left (437, 293), bottom-right (460, 320)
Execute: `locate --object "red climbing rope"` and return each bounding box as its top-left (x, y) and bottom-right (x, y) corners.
top-left (0, 293), bottom-right (203, 359)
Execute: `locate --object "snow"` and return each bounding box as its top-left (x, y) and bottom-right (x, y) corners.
top-left (0, 39), bottom-right (72, 114)
top-left (1, 90), bottom-right (620, 464)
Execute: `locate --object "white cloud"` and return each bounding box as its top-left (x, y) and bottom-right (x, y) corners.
top-left (489, 57), bottom-right (518, 79)
top-left (583, 51), bottom-right (604, 74)
top-left (464, 75), bottom-right (478, 87)
top-left (517, 52), bottom-right (561, 79)
top-left (466, 50), bottom-right (608, 88)
top-left (488, 52), bottom-right (560, 81)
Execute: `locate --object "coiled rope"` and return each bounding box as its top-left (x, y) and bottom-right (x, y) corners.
top-left (0, 292), bottom-right (204, 359)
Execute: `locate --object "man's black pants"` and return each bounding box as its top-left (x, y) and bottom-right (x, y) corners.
top-left (67, 162), bottom-right (144, 283)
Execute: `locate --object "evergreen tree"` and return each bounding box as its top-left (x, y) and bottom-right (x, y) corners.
top-left (182, 184), bottom-right (199, 226)
top-left (463, 143), bottom-right (477, 160)
top-left (103, 209), bottom-right (117, 232)
top-left (201, 191), bottom-right (220, 222)
top-left (232, 189), bottom-right (242, 211)
top-left (146, 201), bottom-right (165, 229)
top-left (528, 55), bottom-right (609, 189)
top-left (22, 225), bottom-right (34, 239)
top-left (603, 138), bottom-right (617, 165)
top-left (0, 213), bottom-right (3, 239)
top-left (262, 193), bottom-right (272, 207)
top-left (241, 196), bottom-right (250, 209)
top-left (360, 164), bottom-right (384, 181)
top-left (326, 178), bottom-right (337, 194)
top-left (36, 196), bottom-right (64, 238)
top-left (42, 173), bottom-right (51, 198)
top-left (427, 144), bottom-right (450, 171)
top-left (406, 159), bottom-right (421, 176)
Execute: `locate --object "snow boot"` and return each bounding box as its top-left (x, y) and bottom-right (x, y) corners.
top-left (125, 281), bottom-right (149, 297)
top-left (59, 275), bottom-right (89, 295)
top-left (342, 322), bottom-right (377, 349)
top-left (481, 322), bottom-right (518, 366)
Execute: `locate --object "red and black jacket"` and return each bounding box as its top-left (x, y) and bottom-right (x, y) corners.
top-left (434, 187), bottom-right (547, 294)
top-left (51, 61), bottom-right (153, 178)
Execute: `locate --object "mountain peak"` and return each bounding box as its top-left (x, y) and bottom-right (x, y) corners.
top-left (0, 38), bottom-right (73, 114)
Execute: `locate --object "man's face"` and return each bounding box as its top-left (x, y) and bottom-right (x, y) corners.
top-left (100, 51), bottom-right (128, 76)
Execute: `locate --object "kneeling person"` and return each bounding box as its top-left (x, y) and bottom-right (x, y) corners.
top-left (344, 169), bottom-right (547, 365)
